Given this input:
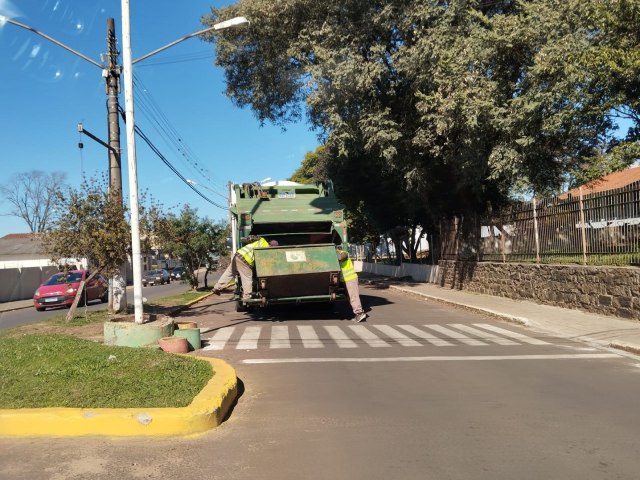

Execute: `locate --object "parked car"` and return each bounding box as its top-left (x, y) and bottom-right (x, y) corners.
top-left (142, 269), bottom-right (171, 286)
top-left (169, 266), bottom-right (187, 280)
top-left (33, 270), bottom-right (108, 311)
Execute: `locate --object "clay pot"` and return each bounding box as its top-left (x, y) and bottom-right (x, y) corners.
top-left (158, 336), bottom-right (189, 353)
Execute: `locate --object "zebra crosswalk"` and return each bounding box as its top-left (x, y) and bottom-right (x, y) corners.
top-left (202, 323), bottom-right (550, 351)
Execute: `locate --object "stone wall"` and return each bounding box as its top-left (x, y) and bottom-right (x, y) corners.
top-left (437, 260), bottom-right (640, 321)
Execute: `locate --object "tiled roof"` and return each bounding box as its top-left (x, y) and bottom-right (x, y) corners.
top-left (562, 166), bottom-right (640, 198)
top-left (1, 233), bottom-right (38, 240)
top-left (0, 235), bottom-right (44, 256)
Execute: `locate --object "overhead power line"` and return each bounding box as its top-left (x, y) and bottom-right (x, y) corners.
top-left (132, 73), bottom-right (229, 195)
top-left (119, 104), bottom-right (227, 210)
top-left (133, 123), bottom-right (227, 210)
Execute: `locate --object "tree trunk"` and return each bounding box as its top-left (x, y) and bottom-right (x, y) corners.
top-left (66, 270), bottom-right (100, 321)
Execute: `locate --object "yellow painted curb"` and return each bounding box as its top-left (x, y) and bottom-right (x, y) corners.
top-left (0, 357), bottom-right (237, 437)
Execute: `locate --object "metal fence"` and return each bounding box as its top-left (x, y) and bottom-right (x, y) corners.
top-left (440, 181), bottom-right (640, 266)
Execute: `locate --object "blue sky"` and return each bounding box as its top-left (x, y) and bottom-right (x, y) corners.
top-left (0, 0), bottom-right (319, 237)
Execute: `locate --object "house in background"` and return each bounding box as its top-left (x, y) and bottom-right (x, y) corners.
top-left (560, 165), bottom-right (640, 198)
top-left (0, 233), bottom-right (86, 303)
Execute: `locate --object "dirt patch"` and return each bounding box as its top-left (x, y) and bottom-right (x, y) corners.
top-left (4, 320), bottom-right (105, 342)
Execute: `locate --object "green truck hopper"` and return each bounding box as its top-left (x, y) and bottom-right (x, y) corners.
top-left (229, 181), bottom-right (348, 310)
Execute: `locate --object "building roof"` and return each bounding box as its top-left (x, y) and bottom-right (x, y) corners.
top-left (0, 234), bottom-right (44, 257)
top-left (561, 166), bottom-right (640, 198)
top-left (1, 233), bottom-right (37, 240)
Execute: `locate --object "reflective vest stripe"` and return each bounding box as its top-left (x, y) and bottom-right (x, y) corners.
top-left (338, 251), bottom-right (357, 282)
top-left (238, 238), bottom-right (268, 267)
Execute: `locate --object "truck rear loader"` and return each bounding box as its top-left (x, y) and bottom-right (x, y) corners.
top-left (229, 180), bottom-right (348, 311)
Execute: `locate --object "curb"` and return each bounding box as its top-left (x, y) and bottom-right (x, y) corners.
top-left (0, 303), bottom-right (32, 313)
top-left (168, 291), bottom-right (215, 316)
top-left (0, 357), bottom-right (237, 438)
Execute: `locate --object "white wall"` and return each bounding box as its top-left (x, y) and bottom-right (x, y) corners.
top-left (354, 261), bottom-right (438, 283)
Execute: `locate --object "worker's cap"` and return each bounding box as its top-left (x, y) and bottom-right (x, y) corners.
top-left (269, 240), bottom-right (279, 247)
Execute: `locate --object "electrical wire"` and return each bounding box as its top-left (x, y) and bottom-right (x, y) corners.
top-left (134, 50), bottom-right (214, 68)
top-left (132, 73), bottom-right (228, 197)
top-left (126, 115), bottom-right (228, 210)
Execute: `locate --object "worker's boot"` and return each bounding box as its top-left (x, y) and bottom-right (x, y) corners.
top-left (353, 312), bottom-right (369, 323)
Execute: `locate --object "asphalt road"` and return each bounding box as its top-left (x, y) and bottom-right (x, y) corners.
top-left (0, 272), bottom-right (211, 331)
top-left (2, 284), bottom-right (640, 479)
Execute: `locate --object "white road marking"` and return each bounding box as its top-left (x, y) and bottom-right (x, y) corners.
top-left (202, 322), bottom-right (557, 351)
top-left (451, 324), bottom-right (519, 345)
top-left (423, 324), bottom-right (488, 346)
top-left (397, 325), bottom-right (454, 346)
top-left (297, 325), bottom-right (324, 348)
top-left (202, 327), bottom-right (235, 351)
top-left (242, 354), bottom-right (621, 364)
top-left (348, 325), bottom-right (391, 347)
top-left (474, 323), bottom-right (550, 345)
top-left (323, 325), bottom-right (358, 348)
top-left (236, 326), bottom-right (261, 350)
top-left (372, 325), bottom-right (422, 347)
top-left (270, 325), bottom-right (291, 349)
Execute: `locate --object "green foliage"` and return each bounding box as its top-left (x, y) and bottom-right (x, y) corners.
top-left (42, 176), bottom-right (130, 278)
top-left (154, 205), bottom-right (227, 289)
top-left (207, 0), bottom-right (640, 236)
top-left (289, 145), bottom-right (330, 183)
top-left (0, 335), bottom-right (212, 408)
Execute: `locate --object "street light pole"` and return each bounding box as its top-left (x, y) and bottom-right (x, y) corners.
top-left (120, 0), bottom-right (144, 323)
top-left (119, 3), bottom-right (248, 323)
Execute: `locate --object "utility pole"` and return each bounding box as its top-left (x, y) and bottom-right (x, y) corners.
top-left (106, 18), bottom-right (122, 198)
top-left (106, 17), bottom-right (127, 313)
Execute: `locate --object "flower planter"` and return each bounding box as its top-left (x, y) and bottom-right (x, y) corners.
top-left (103, 315), bottom-right (173, 348)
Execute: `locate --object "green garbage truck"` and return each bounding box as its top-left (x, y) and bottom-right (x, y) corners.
top-left (229, 180), bottom-right (348, 311)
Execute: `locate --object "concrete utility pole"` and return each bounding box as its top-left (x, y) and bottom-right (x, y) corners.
top-left (105, 17), bottom-right (128, 313)
top-left (106, 18), bottom-right (122, 198)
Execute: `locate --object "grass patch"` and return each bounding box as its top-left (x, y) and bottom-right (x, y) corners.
top-left (150, 289), bottom-right (212, 307)
top-left (0, 335), bottom-right (213, 409)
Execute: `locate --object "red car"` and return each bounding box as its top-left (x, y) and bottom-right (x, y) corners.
top-left (33, 270), bottom-right (108, 311)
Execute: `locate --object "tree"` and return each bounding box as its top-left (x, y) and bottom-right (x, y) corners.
top-left (41, 177), bottom-right (130, 321)
top-left (157, 205), bottom-right (228, 290)
top-left (289, 145), bottom-right (330, 184)
top-left (205, 0), bottom-right (636, 230)
top-left (0, 170), bottom-right (66, 232)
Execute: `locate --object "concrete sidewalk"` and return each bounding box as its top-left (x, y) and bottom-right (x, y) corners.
top-left (0, 299), bottom-right (32, 313)
top-left (359, 274), bottom-right (640, 356)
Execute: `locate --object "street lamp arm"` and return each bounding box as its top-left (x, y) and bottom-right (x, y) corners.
top-left (132, 16), bottom-right (248, 65)
top-left (0, 16), bottom-right (103, 68)
top-left (77, 123), bottom-right (118, 154)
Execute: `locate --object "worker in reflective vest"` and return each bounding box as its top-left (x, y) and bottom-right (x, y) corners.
top-left (214, 237), bottom-right (278, 299)
top-left (337, 247), bottom-right (368, 322)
